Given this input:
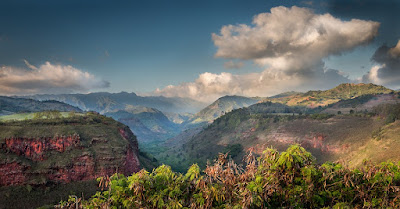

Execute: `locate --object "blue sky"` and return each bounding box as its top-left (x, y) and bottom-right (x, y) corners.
top-left (0, 0), bottom-right (399, 101)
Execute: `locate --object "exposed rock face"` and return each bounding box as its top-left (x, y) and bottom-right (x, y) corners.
top-left (4, 135), bottom-right (80, 161)
top-left (125, 145), bottom-right (140, 175)
top-left (0, 114), bottom-right (141, 187)
top-left (0, 162), bottom-right (28, 186)
top-left (119, 127), bottom-right (141, 175)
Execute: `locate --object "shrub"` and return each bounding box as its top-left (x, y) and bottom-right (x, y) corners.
top-left (223, 143), bottom-right (243, 159)
top-left (58, 145), bottom-right (400, 208)
top-left (310, 113), bottom-right (334, 120)
top-left (385, 113), bottom-right (396, 124)
top-left (371, 127), bottom-right (383, 140)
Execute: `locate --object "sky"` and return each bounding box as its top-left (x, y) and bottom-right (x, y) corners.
top-left (0, 0), bottom-right (399, 102)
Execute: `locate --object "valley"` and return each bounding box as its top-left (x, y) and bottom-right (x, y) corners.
top-left (1, 83), bottom-right (400, 208)
top-left (156, 83), bottom-right (400, 171)
top-left (3, 1), bottom-right (400, 207)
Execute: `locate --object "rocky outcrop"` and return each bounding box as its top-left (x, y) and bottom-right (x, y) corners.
top-left (0, 114), bottom-right (141, 187)
top-left (0, 162), bottom-right (29, 186)
top-left (300, 133), bottom-right (343, 153)
top-left (46, 155), bottom-right (95, 183)
top-left (4, 135), bottom-right (80, 161)
top-left (119, 127), bottom-right (141, 175)
top-left (264, 131), bottom-right (344, 154)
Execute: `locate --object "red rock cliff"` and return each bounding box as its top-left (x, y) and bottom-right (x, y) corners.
top-left (0, 126), bottom-right (140, 187)
top-left (119, 127), bottom-right (141, 175)
top-left (4, 135), bottom-right (80, 161)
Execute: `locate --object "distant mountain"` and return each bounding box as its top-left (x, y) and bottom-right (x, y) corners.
top-left (0, 96), bottom-right (81, 116)
top-left (106, 107), bottom-right (179, 136)
top-left (163, 112), bottom-right (193, 124)
top-left (22, 92), bottom-right (207, 114)
top-left (267, 83), bottom-right (393, 108)
top-left (188, 95), bottom-right (261, 124)
top-left (105, 106), bottom-right (181, 155)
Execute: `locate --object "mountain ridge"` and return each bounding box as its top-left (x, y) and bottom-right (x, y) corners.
top-left (0, 96), bottom-right (82, 116)
top-left (266, 83), bottom-right (393, 107)
top-left (188, 95), bottom-right (261, 124)
top-left (21, 92), bottom-right (207, 114)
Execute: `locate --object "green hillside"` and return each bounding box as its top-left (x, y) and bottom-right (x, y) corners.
top-left (0, 111), bottom-right (84, 121)
top-left (306, 83), bottom-right (392, 98)
top-left (267, 83), bottom-right (393, 108)
top-left (161, 98), bottom-right (400, 172)
top-left (188, 95), bottom-right (261, 124)
top-left (0, 96), bottom-right (82, 116)
top-left (269, 91), bottom-right (302, 98)
top-left (322, 93), bottom-right (400, 114)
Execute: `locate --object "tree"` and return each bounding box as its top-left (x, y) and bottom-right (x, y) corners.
top-left (385, 113), bottom-right (396, 124)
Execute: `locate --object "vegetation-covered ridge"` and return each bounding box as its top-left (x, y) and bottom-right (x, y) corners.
top-left (23, 91), bottom-right (207, 114)
top-left (60, 145), bottom-right (400, 208)
top-left (267, 83), bottom-right (394, 107)
top-left (162, 100), bottom-right (400, 172)
top-left (0, 112), bottom-right (141, 208)
top-left (0, 96), bottom-right (82, 116)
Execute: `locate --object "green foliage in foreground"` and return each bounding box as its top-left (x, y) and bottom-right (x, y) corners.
top-left (59, 145), bottom-right (400, 208)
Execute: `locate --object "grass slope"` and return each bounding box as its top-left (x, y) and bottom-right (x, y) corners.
top-left (267, 83), bottom-right (393, 108)
top-left (0, 112), bottom-right (84, 121)
top-left (0, 96), bottom-right (81, 116)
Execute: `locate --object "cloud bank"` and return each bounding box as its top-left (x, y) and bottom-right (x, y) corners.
top-left (154, 6), bottom-right (380, 102)
top-left (0, 61), bottom-right (109, 95)
top-left (362, 40), bottom-right (400, 89)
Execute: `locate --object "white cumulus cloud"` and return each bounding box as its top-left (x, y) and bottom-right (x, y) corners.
top-left (212, 6), bottom-right (379, 73)
top-left (154, 6), bottom-right (380, 102)
top-left (0, 61), bottom-right (109, 95)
